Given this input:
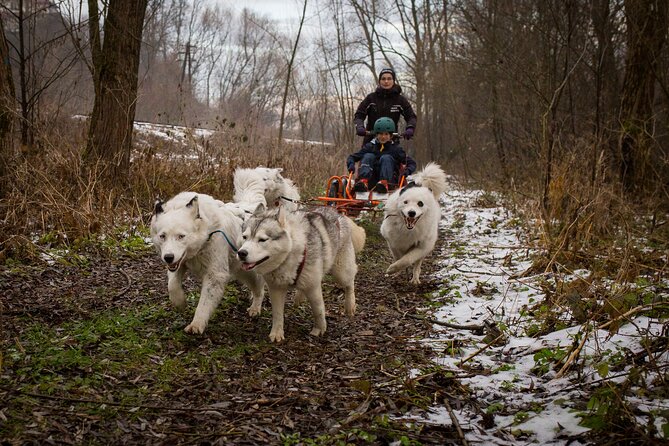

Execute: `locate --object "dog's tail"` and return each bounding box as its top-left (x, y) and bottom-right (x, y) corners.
top-left (347, 218), bottom-right (366, 254)
top-left (411, 162), bottom-right (448, 199)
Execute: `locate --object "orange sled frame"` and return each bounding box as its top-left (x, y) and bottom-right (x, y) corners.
top-left (313, 171), bottom-right (407, 217)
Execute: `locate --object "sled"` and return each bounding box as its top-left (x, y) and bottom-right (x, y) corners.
top-left (313, 168), bottom-right (408, 217)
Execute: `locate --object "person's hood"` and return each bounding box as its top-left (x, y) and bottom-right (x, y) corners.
top-left (375, 84), bottom-right (402, 96)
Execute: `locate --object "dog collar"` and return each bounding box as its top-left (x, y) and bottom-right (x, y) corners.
top-left (293, 246), bottom-right (307, 285)
top-left (208, 229), bottom-right (239, 253)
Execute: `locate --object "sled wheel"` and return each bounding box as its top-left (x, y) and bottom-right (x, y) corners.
top-left (340, 178), bottom-right (348, 197)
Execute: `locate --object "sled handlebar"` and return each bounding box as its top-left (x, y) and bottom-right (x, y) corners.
top-left (362, 131), bottom-right (403, 139)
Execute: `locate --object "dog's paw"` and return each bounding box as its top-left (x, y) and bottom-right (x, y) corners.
top-left (309, 327), bottom-right (326, 337)
top-left (344, 301), bottom-right (356, 317)
top-left (410, 275), bottom-right (421, 285)
top-left (386, 262), bottom-right (402, 275)
top-left (184, 321), bottom-right (206, 334)
top-left (247, 303), bottom-right (262, 317)
top-left (269, 329), bottom-right (285, 343)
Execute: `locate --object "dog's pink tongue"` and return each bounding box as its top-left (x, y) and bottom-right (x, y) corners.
top-left (242, 262), bottom-right (255, 271)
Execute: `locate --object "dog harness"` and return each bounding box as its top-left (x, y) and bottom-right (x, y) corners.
top-left (207, 229), bottom-right (239, 253)
top-left (399, 181), bottom-right (417, 195)
top-left (292, 246), bottom-right (307, 286)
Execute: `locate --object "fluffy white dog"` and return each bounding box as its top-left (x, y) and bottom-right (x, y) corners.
top-left (150, 192), bottom-right (265, 333)
top-left (232, 167), bottom-right (300, 215)
top-left (380, 162), bottom-right (447, 284)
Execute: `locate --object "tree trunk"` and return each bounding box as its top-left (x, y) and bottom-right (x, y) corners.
top-left (0, 14), bottom-right (16, 198)
top-left (591, 0), bottom-right (619, 187)
top-left (16, 0), bottom-right (30, 149)
top-left (278, 0), bottom-right (308, 153)
top-left (618, 0), bottom-right (668, 193)
top-left (487, 0), bottom-right (509, 184)
top-left (83, 0), bottom-right (148, 185)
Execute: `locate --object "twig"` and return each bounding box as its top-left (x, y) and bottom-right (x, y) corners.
top-left (598, 303), bottom-right (665, 330)
top-left (113, 268), bottom-right (132, 299)
top-left (453, 266), bottom-right (507, 276)
top-left (444, 399), bottom-right (470, 446)
top-left (404, 313), bottom-right (485, 333)
top-left (554, 302), bottom-right (666, 380)
top-left (0, 385), bottom-right (235, 413)
top-left (562, 363), bottom-right (669, 392)
top-left (554, 324), bottom-right (591, 379)
top-left (458, 333), bottom-right (505, 366)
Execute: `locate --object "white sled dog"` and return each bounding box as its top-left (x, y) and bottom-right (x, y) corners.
top-left (380, 162), bottom-right (447, 285)
top-left (232, 167), bottom-right (300, 215)
top-left (150, 192), bottom-right (265, 333)
top-left (236, 205), bottom-right (366, 342)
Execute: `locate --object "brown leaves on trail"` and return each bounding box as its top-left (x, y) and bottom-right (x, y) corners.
top-left (0, 228), bottom-right (471, 444)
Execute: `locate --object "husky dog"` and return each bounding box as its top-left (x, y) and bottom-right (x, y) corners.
top-left (232, 167), bottom-right (300, 214)
top-left (150, 192), bottom-right (265, 333)
top-left (236, 205), bottom-right (366, 342)
top-left (380, 162), bottom-right (447, 285)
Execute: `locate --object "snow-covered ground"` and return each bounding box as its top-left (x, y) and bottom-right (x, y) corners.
top-left (133, 120), bottom-right (214, 143)
top-left (402, 185), bottom-right (668, 445)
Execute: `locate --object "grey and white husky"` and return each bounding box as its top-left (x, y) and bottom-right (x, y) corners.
top-left (380, 162), bottom-right (447, 284)
top-left (236, 205), bottom-right (366, 342)
top-left (150, 192), bottom-right (265, 333)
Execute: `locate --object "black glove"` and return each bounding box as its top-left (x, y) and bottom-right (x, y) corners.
top-left (347, 164), bottom-right (355, 173)
top-left (356, 126), bottom-right (367, 137)
top-left (403, 127), bottom-right (414, 140)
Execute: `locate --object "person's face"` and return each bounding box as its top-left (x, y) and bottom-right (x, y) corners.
top-left (379, 73), bottom-right (394, 89)
top-left (377, 132), bottom-right (392, 143)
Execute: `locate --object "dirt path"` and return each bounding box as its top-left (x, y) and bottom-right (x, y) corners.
top-left (1, 220), bottom-right (470, 444)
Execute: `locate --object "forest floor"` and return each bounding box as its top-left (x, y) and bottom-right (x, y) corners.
top-left (1, 214), bottom-right (468, 444)
top-left (1, 183), bottom-right (667, 445)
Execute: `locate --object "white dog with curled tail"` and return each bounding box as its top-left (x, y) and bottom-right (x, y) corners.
top-left (230, 167), bottom-right (300, 216)
top-left (380, 162), bottom-right (447, 284)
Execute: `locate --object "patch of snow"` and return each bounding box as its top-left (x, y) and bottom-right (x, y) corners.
top-left (409, 185), bottom-right (669, 445)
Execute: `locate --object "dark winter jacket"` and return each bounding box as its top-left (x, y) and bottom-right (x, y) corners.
top-left (354, 84), bottom-right (417, 145)
top-left (347, 139), bottom-right (407, 172)
top-left (405, 155), bottom-right (417, 175)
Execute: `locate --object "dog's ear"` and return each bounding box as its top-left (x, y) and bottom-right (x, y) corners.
top-left (277, 205), bottom-right (287, 228)
top-left (186, 195), bottom-right (200, 219)
top-left (153, 199), bottom-right (164, 215)
top-left (252, 202), bottom-right (265, 216)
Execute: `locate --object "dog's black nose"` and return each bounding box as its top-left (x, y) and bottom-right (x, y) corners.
top-left (237, 249), bottom-right (247, 260)
top-left (408, 210), bottom-right (416, 218)
top-left (164, 253), bottom-right (174, 264)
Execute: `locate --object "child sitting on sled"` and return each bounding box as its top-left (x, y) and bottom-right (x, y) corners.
top-left (346, 117), bottom-right (408, 194)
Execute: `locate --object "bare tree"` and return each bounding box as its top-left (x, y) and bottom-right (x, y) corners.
top-left (348, 0), bottom-right (382, 80)
top-left (618, 0), bottom-right (669, 192)
top-left (214, 9), bottom-right (285, 142)
top-left (0, 13), bottom-right (15, 198)
top-left (83, 0), bottom-right (149, 184)
top-left (590, 0), bottom-right (621, 187)
top-left (2, 0), bottom-right (79, 150)
top-left (315, 0), bottom-right (357, 147)
top-left (277, 0), bottom-right (308, 150)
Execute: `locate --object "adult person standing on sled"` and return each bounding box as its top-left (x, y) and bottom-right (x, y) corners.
top-left (354, 67), bottom-right (417, 146)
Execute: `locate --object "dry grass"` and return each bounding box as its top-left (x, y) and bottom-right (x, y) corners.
top-left (2, 121), bottom-right (667, 275)
top-left (0, 120), bottom-right (348, 260)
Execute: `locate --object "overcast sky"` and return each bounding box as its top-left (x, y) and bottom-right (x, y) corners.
top-left (222, 0), bottom-right (314, 30)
